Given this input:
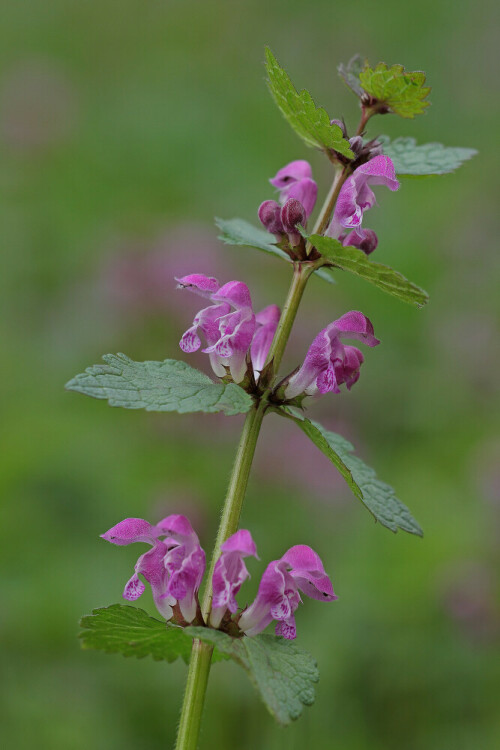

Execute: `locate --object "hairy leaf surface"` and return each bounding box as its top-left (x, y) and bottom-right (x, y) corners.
top-left (187, 627), bottom-right (319, 724)
top-left (66, 355), bottom-right (253, 415)
top-left (379, 135), bottom-right (477, 176)
top-left (309, 234), bottom-right (429, 307)
top-left (359, 63), bottom-right (431, 118)
top-left (265, 48), bottom-right (353, 158)
top-left (279, 410), bottom-right (423, 536)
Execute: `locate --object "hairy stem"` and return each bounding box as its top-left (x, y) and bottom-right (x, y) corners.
top-left (175, 401), bottom-right (266, 750)
top-left (307, 165), bottom-right (350, 242)
top-left (175, 160), bottom-right (349, 749)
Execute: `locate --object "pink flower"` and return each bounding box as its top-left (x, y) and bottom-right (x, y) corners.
top-left (210, 529), bottom-right (259, 628)
top-left (270, 160), bottom-right (318, 220)
top-left (101, 514), bottom-right (206, 623)
top-left (327, 155), bottom-right (399, 251)
top-left (285, 311), bottom-right (380, 399)
top-left (177, 274), bottom-right (256, 383)
top-left (238, 544), bottom-right (337, 640)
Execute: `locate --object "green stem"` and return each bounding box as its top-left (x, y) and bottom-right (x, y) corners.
top-left (307, 165), bottom-right (350, 242)
top-left (265, 262), bottom-right (315, 373)
top-left (175, 401), bottom-right (266, 750)
top-left (175, 159), bottom-right (351, 749)
top-left (174, 639), bottom-right (213, 750)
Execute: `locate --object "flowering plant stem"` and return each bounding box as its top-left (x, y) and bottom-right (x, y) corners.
top-left (175, 165), bottom-right (351, 750)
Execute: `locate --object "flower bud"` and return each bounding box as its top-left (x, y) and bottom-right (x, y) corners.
top-left (258, 200), bottom-right (284, 236)
top-left (343, 228), bottom-right (378, 255)
top-left (280, 198), bottom-right (306, 246)
top-left (348, 136), bottom-right (364, 155)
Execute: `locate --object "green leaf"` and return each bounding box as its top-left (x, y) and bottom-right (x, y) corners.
top-left (79, 605), bottom-right (194, 662)
top-left (279, 410), bottom-right (423, 536)
top-left (216, 217), bottom-right (290, 261)
top-left (359, 63), bottom-right (430, 118)
top-left (265, 48), bottom-right (353, 158)
top-left (378, 135), bottom-right (477, 176)
top-left (65, 354), bottom-right (254, 416)
top-left (338, 54), bottom-right (365, 97)
top-left (309, 234), bottom-right (429, 308)
top-left (216, 217), bottom-right (336, 284)
top-left (186, 627), bottom-right (319, 725)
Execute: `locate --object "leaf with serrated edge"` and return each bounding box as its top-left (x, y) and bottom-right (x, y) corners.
top-left (338, 54), bottom-right (365, 97)
top-left (186, 627), bottom-right (319, 725)
top-left (65, 355), bottom-right (253, 416)
top-left (79, 605), bottom-right (229, 663)
top-left (79, 605), bottom-right (193, 662)
top-left (278, 409), bottom-right (423, 536)
top-left (265, 48), bottom-right (353, 158)
top-left (216, 217), bottom-right (336, 284)
top-left (309, 234), bottom-right (428, 308)
top-left (378, 136), bottom-right (477, 176)
top-left (359, 62), bottom-right (430, 118)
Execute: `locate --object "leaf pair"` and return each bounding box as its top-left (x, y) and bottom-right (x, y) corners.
top-left (80, 605), bottom-right (318, 725)
top-left (66, 354), bottom-right (423, 535)
top-left (217, 218), bottom-right (428, 308)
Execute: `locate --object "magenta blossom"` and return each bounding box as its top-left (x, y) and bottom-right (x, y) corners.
top-left (269, 159), bottom-right (318, 219)
top-left (250, 304), bottom-right (280, 376)
top-left (101, 514), bottom-right (205, 623)
top-left (210, 529), bottom-right (259, 628)
top-left (238, 544), bottom-right (337, 640)
top-left (327, 155), bottom-right (399, 248)
top-left (177, 274), bottom-right (256, 383)
top-left (285, 311), bottom-right (380, 399)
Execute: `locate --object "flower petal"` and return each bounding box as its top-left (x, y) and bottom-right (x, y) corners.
top-left (101, 518), bottom-right (156, 546)
top-left (175, 274), bottom-right (220, 297)
top-left (269, 160), bottom-right (312, 189)
top-left (330, 311), bottom-right (380, 347)
top-left (220, 529), bottom-right (258, 557)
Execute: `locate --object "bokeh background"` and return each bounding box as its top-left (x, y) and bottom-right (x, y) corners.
top-left (1, 1), bottom-right (499, 748)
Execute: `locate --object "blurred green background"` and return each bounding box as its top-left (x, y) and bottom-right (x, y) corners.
top-left (1, 1), bottom-right (499, 748)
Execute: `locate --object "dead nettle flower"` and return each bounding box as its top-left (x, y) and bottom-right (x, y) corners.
top-left (177, 274), bottom-right (280, 383)
top-left (102, 519), bottom-right (335, 640)
top-left (238, 544), bottom-right (337, 640)
top-left (327, 155), bottom-right (399, 253)
top-left (101, 515), bottom-right (206, 623)
top-left (285, 311), bottom-right (380, 399)
top-left (259, 160), bottom-right (318, 245)
top-left (210, 529), bottom-right (259, 628)
top-left (250, 304), bottom-right (281, 376)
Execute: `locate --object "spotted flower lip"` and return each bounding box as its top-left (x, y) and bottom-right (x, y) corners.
top-left (238, 544), bottom-right (336, 640)
top-left (177, 274), bottom-right (256, 383)
top-left (101, 514), bottom-right (205, 623)
top-left (210, 529), bottom-right (259, 629)
top-left (327, 155), bottom-right (399, 238)
top-left (284, 311), bottom-right (380, 399)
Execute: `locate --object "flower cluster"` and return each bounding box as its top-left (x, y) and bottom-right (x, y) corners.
top-left (259, 154), bottom-right (399, 256)
top-left (177, 272), bottom-right (378, 398)
top-left (285, 311), bottom-right (380, 399)
top-left (102, 516), bottom-right (336, 640)
top-left (175, 153), bottom-right (399, 398)
top-left (177, 273), bottom-right (279, 383)
top-left (326, 154), bottom-right (400, 254)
